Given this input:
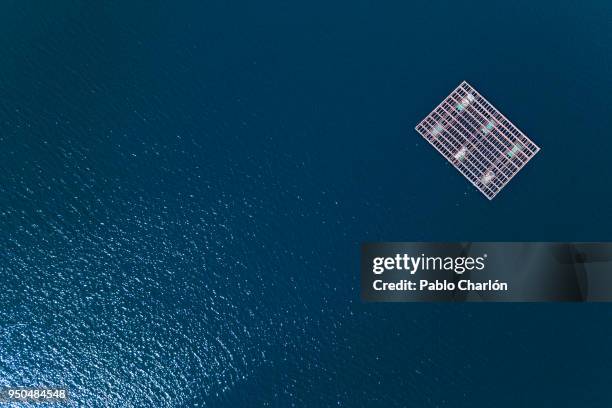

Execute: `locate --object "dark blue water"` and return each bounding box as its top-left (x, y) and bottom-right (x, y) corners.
top-left (1, 1), bottom-right (612, 406)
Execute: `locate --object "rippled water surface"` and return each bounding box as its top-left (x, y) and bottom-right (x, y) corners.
top-left (1, 1), bottom-right (612, 406)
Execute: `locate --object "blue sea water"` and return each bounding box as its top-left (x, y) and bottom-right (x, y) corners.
top-left (1, 0), bottom-right (612, 406)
